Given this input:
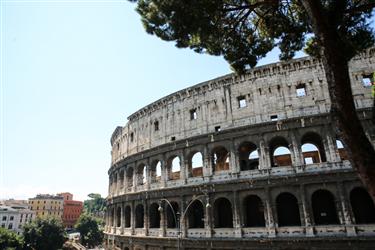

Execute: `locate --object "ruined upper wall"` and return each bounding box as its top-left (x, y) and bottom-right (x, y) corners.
top-left (110, 48), bottom-right (375, 165)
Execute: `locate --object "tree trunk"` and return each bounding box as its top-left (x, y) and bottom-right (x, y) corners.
top-left (301, 0), bottom-right (375, 201)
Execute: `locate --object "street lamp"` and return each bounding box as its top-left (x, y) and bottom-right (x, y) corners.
top-left (158, 193), bottom-right (210, 250)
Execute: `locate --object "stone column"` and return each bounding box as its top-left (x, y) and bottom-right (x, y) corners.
top-left (179, 153), bottom-right (187, 183)
top-left (203, 145), bottom-right (213, 178)
top-left (144, 201), bottom-right (149, 236)
top-left (161, 155), bottom-right (167, 188)
top-left (124, 169), bottom-right (128, 193)
top-left (131, 201), bottom-right (135, 235)
top-left (230, 140), bottom-right (240, 174)
top-left (180, 196), bottom-right (187, 238)
top-left (160, 202), bottom-right (166, 237)
top-left (264, 188), bottom-right (276, 237)
top-left (132, 167), bottom-right (137, 193)
top-left (205, 195), bottom-right (213, 238)
top-left (290, 133), bottom-right (303, 167)
top-left (337, 182), bottom-right (356, 236)
top-left (232, 191), bottom-right (242, 237)
top-left (121, 203), bottom-right (125, 234)
top-left (326, 132), bottom-right (341, 163)
top-left (300, 185), bottom-right (314, 236)
top-left (259, 139), bottom-right (271, 169)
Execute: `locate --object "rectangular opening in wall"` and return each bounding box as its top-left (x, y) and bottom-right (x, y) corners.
top-left (171, 136), bottom-right (176, 141)
top-left (296, 83), bottom-right (306, 97)
top-left (270, 115), bottom-right (278, 121)
top-left (304, 157), bottom-right (313, 165)
top-left (154, 121), bottom-right (159, 131)
top-left (237, 96), bottom-right (247, 108)
top-left (130, 132), bottom-right (134, 142)
top-left (215, 126), bottom-right (221, 132)
top-left (190, 109), bottom-right (197, 120)
top-left (362, 74), bottom-right (373, 87)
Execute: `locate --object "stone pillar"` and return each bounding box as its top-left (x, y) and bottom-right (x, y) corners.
top-left (205, 195), bottom-right (213, 238)
top-left (132, 168), bottom-right (137, 193)
top-left (180, 196), bottom-right (187, 238)
top-left (144, 201), bottom-right (149, 236)
top-left (203, 145), bottom-right (213, 178)
top-left (131, 201), bottom-right (135, 235)
top-left (337, 182), bottom-right (356, 236)
top-left (121, 203), bottom-right (125, 234)
top-left (161, 155), bottom-right (167, 188)
top-left (145, 164), bottom-right (150, 190)
top-left (290, 133), bottom-right (303, 167)
top-left (326, 133), bottom-right (341, 162)
top-left (259, 139), bottom-right (271, 169)
top-left (300, 185), bottom-right (314, 236)
top-left (180, 153), bottom-right (187, 183)
top-left (230, 140), bottom-right (240, 174)
top-left (160, 202), bottom-right (166, 237)
top-left (232, 191), bottom-right (242, 237)
top-left (264, 188), bottom-right (276, 237)
top-left (124, 169), bottom-right (128, 193)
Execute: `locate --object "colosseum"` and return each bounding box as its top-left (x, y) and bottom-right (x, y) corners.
top-left (104, 48), bottom-right (375, 250)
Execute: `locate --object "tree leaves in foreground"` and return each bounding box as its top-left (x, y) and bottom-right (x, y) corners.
top-left (75, 213), bottom-right (103, 248)
top-left (23, 217), bottom-right (66, 250)
top-left (129, 0), bottom-right (375, 200)
top-left (0, 227), bottom-right (23, 250)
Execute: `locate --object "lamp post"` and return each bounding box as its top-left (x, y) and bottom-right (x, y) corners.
top-left (158, 193), bottom-right (211, 250)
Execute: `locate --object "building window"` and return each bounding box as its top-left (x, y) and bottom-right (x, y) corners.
top-left (1, 224), bottom-right (5, 228)
top-left (171, 136), bottom-right (176, 141)
top-left (130, 132), bottom-right (134, 142)
top-left (296, 84), bottom-right (306, 97)
top-left (190, 109), bottom-right (197, 120)
top-left (10, 216), bottom-right (14, 221)
top-left (2, 216), bottom-right (6, 221)
top-left (270, 115), bottom-right (278, 121)
top-left (154, 121), bottom-right (159, 131)
top-left (362, 74), bottom-right (373, 87)
top-left (237, 96), bottom-right (247, 108)
top-left (8, 224), bottom-right (13, 229)
top-left (215, 126), bottom-right (221, 132)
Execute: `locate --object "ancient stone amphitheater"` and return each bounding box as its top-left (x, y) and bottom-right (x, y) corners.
top-left (104, 48), bottom-right (375, 250)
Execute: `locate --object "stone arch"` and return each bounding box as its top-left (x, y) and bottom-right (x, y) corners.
top-left (188, 151), bottom-right (204, 177)
top-left (213, 197), bottom-right (233, 228)
top-left (312, 189), bottom-right (339, 225)
top-left (301, 132), bottom-right (326, 164)
top-left (350, 187), bottom-right (375, 224)
top-left (150, 160), bottom-right (162, 183)
top-left (211, 146), bottom-right (230, 172)
top-left (149, 203), bottom-right (161, 228)
top-left (166, 201), bottom-right (179, 228)
top-left (243, 195), bottom-right (265, 227)
top-left (187, 200), bottom-right (205, 228)
top-left (135, 204), bottom-right (144, 228)
top-left (116, 206), bottom-right (121, 227)
top-left (238, 141), bottom-right (259, 171)
top-left (124, 205), bottom-right (131, 228)
top-left (167, 156), bottom-right (181, 180)
top-left (119, 169), bottom-right (124, 187)
top-left (269, 137), bottom-right (292, 167)
top-left (110, 206), bottom-right (115, 227)
top-left (276, 192), bottom-right (301, 226)
top-left (126, 167), bottom-right (134, 187)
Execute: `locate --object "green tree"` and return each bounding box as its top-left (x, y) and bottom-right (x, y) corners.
top-left (129, 0), bottom-right (375, 199)
top-left (0, 227), bottom-right (23, 250)
top-left (84, 193), bottom-right (106, 217)
top-left (75, 213), bottom-right (103, 248)
top-left (23, 217), bottom-right (66, 250)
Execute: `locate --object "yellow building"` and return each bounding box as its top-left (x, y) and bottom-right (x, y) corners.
top-left (28, 194), bottom-right (64, 219)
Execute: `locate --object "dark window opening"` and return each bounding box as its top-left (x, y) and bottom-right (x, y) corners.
top-left (296, 83), bottom-right (306, 97)
top-left (124, 206), bottom-right (131, 228)
top-left (350, 187), bottom-right (375, 224)
top-left (130, 132), bottom-right (134, 142)
top-left (212, 146), bottom-right (230, 172)
top-left (149, 203), bottom-right (160, 228)
top-left (154, 121), bottom-right (159, 131)
top-left (270, 115), bottom-right (278, 121)
top-left (215, 126), bottom-right (221, 132)
top-left (312, 190), bottom-right (339, 225)
top-left (276, 193), bottom-right (301, 226)
top-left (187, 200), bottom-right (204, 228)
top-left (238, 142), bottom-right (259, 171)
top-left (270, 137), bottom-right (292, 167)
top-left (116, 207), bottom-right (121, 227)
top-left (135, 204), bottom-right (144, 228)
top-left (171, 136), bottom-right (176, 141)
top-left (244, 195), bottom-right (265, 227)
top-left (166, 202), bottom-right (179, 228)
top-left (190, 109), bottom-right (197, 120)
top-left (214, 198), bottom-right (233, 228)
top-left (189, 152), bottom-right (203, 177)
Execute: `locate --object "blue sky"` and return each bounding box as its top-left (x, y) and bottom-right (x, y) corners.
top-left (1, 1), bottom-right (372, 201)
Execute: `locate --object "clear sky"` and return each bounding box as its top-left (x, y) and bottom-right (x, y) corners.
top-left (1, 1), bottom-right (372, 202)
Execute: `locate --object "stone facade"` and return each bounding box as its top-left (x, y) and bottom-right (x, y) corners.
top-left (105, 48), bottom-right (375, 250)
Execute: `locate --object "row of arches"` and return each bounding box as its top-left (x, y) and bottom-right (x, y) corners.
top-left (110, 131), bottom-right (348, 190)
top-left (109, 187), bottom-right (375, 230)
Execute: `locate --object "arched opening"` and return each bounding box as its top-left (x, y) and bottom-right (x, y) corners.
top-left (126, 167), bottom-right (134, 187)
top-left (312, 190), bottom-right (339, 225)
top-left (238, 142), bottom-right (259, 171)
top-left (111, 207), bottom-right (115, 227)
top-left (276, 193), bottom-right (301, 226)
top-left (270, 137), bottom-right (292, 167)
top-left (244, 195), bottom-right (265, 227)
top-left (116, 207), bottom-right (121, 227)
top-left (301, 132), bottom-right (326, 164)
top-left (119, 170), bottom-right (124, 187)
top-left (166, 201), bottom-right (179, 228)
top-left (168, 156), bottom-right (180, 180)
top-left (336, 139), bottom-right (348, 161)
top-left (214, 198), bottom-right (233, 228)
top-left (187, 200), bottom-right (204, 228)
top-left (135, 204), bottom-right (144, 228)
top-left (212, 146), bottom-right (230, 172)
top-left (137, 164), bottom-right (147, 185)
top-left (150, 160), bottom-right (162, 183)
top-left (189, 152), bottom-right (203, 177)
top-left (149, 203), bottom-right (161, 228)
top-left (350, 187), bottom-right (375, 224)
top-left (124, 206), bottom-right (131, 228)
